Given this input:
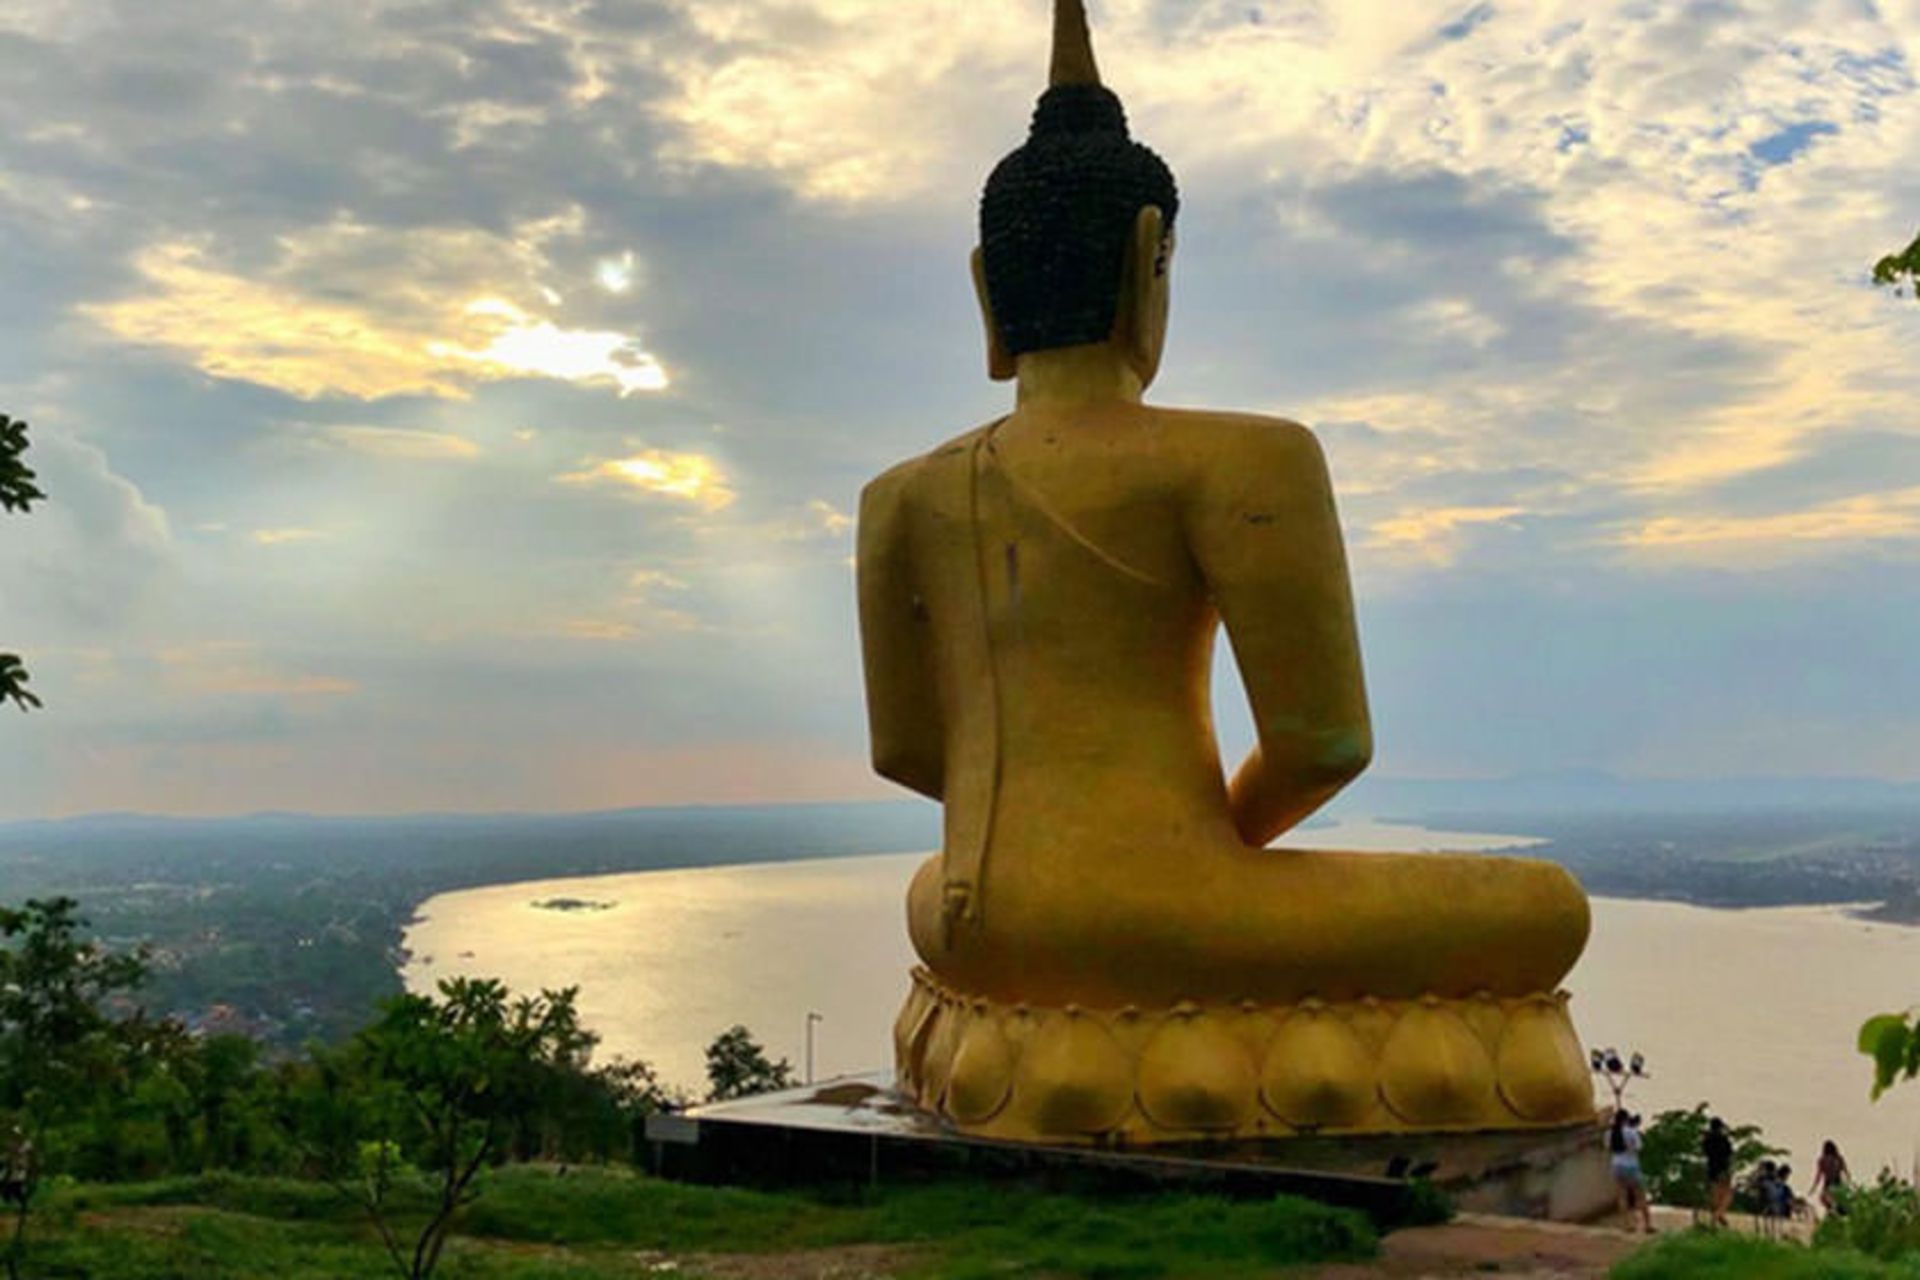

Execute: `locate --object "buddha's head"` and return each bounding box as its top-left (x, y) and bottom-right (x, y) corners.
top-left (975, 0), bottom-right (1180, 387)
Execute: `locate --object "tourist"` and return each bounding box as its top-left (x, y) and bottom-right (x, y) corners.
top-left (1811, 1139), bottom-right (1851, 1216)
top-left (1773, 1163), bottom-right (1799, 1224)
top-left (1753, 1160), bottom-right (1779, 1233)
top-left (1703, 1116), bottom-right (1734, 1228)
top-left (1609, 1110), bottom-right (1654, 1233)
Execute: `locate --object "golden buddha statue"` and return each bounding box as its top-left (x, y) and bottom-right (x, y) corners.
top-left (857, 0), bottom-right (1595, 1144)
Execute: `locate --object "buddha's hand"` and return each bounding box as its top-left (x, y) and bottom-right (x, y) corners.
top-left (1226, 746), bottom-right (1283, 846)
top-left (941, 881), bottom-right (975, 942)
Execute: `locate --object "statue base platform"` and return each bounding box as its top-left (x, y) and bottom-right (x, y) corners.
top-left (896, 969), bottom-right (1597, 1143)
top-left (644, 1072), bottom-right (1615, 1223)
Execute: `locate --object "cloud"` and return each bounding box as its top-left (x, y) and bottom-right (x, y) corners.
top-left (764, 499), bottom-right (854, 542)
top-left (647, 1), bottom-right (1029, 203)
top-left (1619, 488), bottom-right (1920, 561)
top-left (157, 642), bottom-right (358, 698)
top-left (322, 426), bottom-right (480, 459)
top-left (642, 0), bottom-right (1919, 509)
top-left (1368, 504), bottom-right (1528, 566)
top-left (559, 619), bottom-right (642, 641)
top-left (557, 449), bottom-right (736, 511)
top-left (81, 217), bottom-right (671, 402)
top-left (806, 499), bottom-right (853, 536)
top-left (628, 569), bottom-right (691, 598)
top-left (0, 431), bottom-right (172, 633)
top-left (558, 610), bottom-right (700, 641)
top-left (251, 528), bottom-right (327, 546)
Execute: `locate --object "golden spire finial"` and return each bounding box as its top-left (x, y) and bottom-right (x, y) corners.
top-left (1050, 0), bottom-right (1102, 87)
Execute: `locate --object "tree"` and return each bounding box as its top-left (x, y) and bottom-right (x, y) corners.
top-left (0, 415), bottom-right (43, 713)
top-left (704, 1025), bottom-right (796, 1102)
top-left (591, 1058), bottom-right (686, 1162)
top-left (1638, 1103), bottom-right (1783, 1212)
top-left (344, 977), bottom-right (598, 1280)
top-left (1858, 1012), bottom-right (1920, 1098)
top-left (1873, 230), bottom-right (1920, 300)
top-left (0, 899), bottom-right (149, 1279)
top-left (166, 1033), bottom-right (263, 1171)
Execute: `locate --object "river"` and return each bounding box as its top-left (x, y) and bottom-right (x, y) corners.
top-left (403, 820), bottom-right (1920, 1178)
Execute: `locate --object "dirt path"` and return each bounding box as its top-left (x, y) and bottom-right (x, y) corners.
top-left (680, 1244), bottom-right (926, 1280)
top-left (1310, 1214), bottom-right (1644, 1277)
top-left (1312, 1201), bottom-right (1820, 1278)
top-left (673, 1217), bottom-right (1642, 1280)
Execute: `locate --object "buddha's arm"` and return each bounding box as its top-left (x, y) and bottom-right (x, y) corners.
top-left (1186, 422), bottom-right (1373, 846)
top-left (856, 468), bottom-right (946, 801)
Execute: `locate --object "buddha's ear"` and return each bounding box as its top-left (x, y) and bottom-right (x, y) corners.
top-left (1117, 205), bottom-right (1172, 387)
top-left (971, 247), bottom-right (1017, 382)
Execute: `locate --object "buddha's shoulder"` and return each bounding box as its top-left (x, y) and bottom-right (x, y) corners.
top-left (1145, 408), bottom-right (1328, 472)
top-left (859, 423), bottom-right (997, 506)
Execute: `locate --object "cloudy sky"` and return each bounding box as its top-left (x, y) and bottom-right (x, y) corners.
top-left (0, 0), bottom-right (1916, 819)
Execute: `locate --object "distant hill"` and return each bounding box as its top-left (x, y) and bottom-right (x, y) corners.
top-left (8, 772), bottom-right (1916, 849)
top-left (0, 801), bottom-right (943, 882)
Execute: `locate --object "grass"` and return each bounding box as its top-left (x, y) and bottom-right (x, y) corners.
top-left (1613, 1230), bottom-right (1920, 1279)
top-left (19, 1205), bottom-right (665, 1279)
top-left (19, 1165), bottom-right (1378, 1279)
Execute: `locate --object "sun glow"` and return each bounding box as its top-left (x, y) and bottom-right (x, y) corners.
top-left (560, 450), bottom-right (735, 511)
top-left (596, 252), bottom-right (636, 293)
top-left (431, 298), bottom-right (669, 397)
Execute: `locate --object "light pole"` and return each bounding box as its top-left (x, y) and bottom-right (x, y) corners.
top-left (1590, 1046), bottom-right (1649, 1112)
top-left (806, 1011), bottom-right (824, 1084)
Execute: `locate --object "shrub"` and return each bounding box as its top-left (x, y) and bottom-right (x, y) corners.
top-left (1640, 1103), bottom-right (1783, 1210)
top-left (1616, 1229), bottom-right (1914, 1279)
top-left (914, 1188), bottom-right (1376, 1278)
top-left (1815, 1172), bottom-right (1920, 1263)
top-left (1400, 1177), bottom-right (1455, 1227)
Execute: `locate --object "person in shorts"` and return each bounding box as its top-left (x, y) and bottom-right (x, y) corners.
top-left (1703, 1116), bottom-right (1734, 1227)
top-left (1610, 1110), bottom-right (1653, 1232)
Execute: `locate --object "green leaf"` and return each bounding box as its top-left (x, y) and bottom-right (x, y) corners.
top-left (1875, 228), bottom-right (1920, 300)
top-left (1862, 1014), bottom-right (1909, 1056)
top-left (1872, 1021), bottom-right (1911, 1100)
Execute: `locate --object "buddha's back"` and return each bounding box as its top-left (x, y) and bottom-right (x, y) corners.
top-left (866, 405), bottom-right (1354, 874)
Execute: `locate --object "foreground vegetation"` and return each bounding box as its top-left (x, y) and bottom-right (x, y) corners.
top-left (0, 896), bottom-right (1383, 1279)
top-left (1615, 1231), bottom-right (1920, 1279)
top-left (1607, 1167), bottom-right (1920, 1278)
top-left (16, 1166), bottom-right (1376, 1279)
top-left (0, 896), bottom-right (807, 1278)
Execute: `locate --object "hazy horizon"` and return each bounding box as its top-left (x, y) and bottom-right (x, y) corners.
top-left (4, 768), bottom-right (1919, 826)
